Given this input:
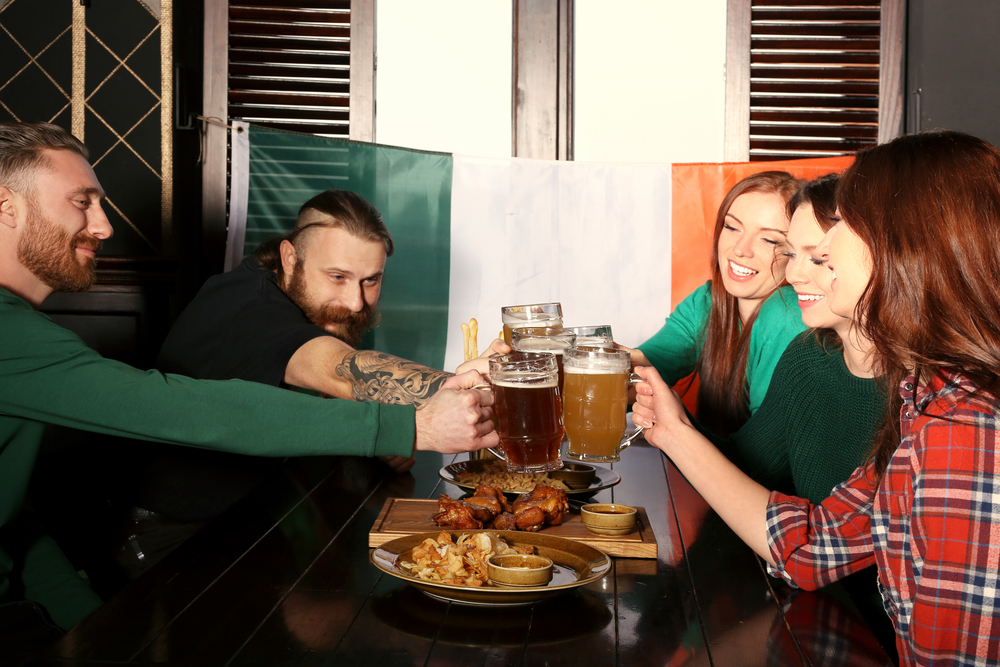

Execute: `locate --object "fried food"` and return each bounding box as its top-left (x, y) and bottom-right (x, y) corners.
top-left (457, 461), bottom-right (571, 492)
top-left (461, 318), bottom-right (479, 361)
top-left (398, 531), bottom-right (533, 587)
top-left (434, 483), bottom-right (569, 534)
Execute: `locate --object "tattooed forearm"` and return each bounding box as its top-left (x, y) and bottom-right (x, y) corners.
top-left (336, 350), bottom-right (451, 406)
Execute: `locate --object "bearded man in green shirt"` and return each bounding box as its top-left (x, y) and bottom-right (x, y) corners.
top-left (0, 121), bottom-right (497, 657)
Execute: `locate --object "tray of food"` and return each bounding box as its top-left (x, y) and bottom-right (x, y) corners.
top-left (370, 529), bottom-right (611, 606)
top-left (368, 493), bottom-right (657, 559)
top-left (438, 459), bottom-right (621, 496)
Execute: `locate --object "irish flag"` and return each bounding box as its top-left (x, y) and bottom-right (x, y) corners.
top-left (227, 122), bottom-right (851, 373)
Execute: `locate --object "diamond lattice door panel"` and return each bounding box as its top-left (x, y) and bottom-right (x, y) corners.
top-left (0, 0), bottom-right (172, 261)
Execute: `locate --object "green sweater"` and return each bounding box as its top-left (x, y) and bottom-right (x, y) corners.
top-left (637, 282), bottom-right (806, 416)
top-left (0, 288), bottom-right (415, 629)
top-left (727, 332), bottom-right (883, 503)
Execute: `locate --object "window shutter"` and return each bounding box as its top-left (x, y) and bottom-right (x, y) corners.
top-left (749, 0), bottom-right (881, 160)
top-left (228, 1), bottom-right (352, 137)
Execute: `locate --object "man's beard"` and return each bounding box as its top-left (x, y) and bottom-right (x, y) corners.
top-left (285, 268), bottom-right (379, 348)
top-left (17, 199), bottom-right (101, 292)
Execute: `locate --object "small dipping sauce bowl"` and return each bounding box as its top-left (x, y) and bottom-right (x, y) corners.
top-left (580, 503), bottom-right (637, 536)
top-left (547, 462), bottom-right (597, 489)
top-left (487, 554), bottom-right (554, 587)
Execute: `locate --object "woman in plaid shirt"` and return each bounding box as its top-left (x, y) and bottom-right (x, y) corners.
top-left (632, 130), bottom-right (1000, 666)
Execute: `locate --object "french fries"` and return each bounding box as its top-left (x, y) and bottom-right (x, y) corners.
top-left (461, 318), bottom-right (479, 361)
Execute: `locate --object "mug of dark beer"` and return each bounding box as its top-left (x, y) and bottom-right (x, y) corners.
top-left (500, 302), bottom-right (563, 346)
top-left (509, 327), bottom-right (576, 394)
top-left (562, 346), bottom-right (644, 463)
top-left (483, 351), bottom-right (565, 473)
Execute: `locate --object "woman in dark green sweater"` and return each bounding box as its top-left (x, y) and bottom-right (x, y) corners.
top-left (728, 174), bottom-right (882, 503)
top-left (724, 174), bottom-right (895, 662)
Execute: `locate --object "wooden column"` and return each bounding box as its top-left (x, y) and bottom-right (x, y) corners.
top-left (724, 0), bottom-right (751, 162)
top-left (202, 0), bottom-right (229, 271)
top-left (512, 0), bottom-right (573, 160)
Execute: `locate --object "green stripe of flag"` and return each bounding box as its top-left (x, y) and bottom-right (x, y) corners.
top-left (242, 125), bottom-right (453, 369)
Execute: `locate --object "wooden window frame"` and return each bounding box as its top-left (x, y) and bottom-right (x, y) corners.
top-left (201, 0), bottom-right (374, 268)
top-left (724, 0), bottom-right (905, 161)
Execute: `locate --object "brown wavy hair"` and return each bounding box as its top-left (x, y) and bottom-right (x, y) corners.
top-left (255, 190), bottom-right (394, 282)
top-left (697, 171), bottom-right (803, 437)
top-left (837, 131), bottom-right (1000, 485)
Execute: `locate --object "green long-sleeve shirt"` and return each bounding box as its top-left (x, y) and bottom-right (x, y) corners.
top-left (727, 332), bottom-right (884, 503)
top-left (0, 287), bottom-right (415, 628)
top-left (637, 281), bottom-right (806, 416)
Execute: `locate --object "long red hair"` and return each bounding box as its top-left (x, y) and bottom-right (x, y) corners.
top-left (837, 131), bottom-right (1000, 484)
top-left (697, 171), bottom-right (803, 437)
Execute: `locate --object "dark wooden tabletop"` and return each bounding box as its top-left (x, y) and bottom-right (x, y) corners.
top-left (31, 442), bottom-right (892, 666)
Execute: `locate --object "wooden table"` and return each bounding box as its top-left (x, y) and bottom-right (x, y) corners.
top-left (31, 442), bottom-right (892, 666)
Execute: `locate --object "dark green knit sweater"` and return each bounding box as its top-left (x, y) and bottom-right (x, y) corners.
top-left (727, 332), bottom-right (884, 504)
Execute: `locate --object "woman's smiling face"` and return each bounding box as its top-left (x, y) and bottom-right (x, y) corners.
top-left (784, 203), bottom-right (844, 330)
top-left (816, 218), bottom-right (873, 322)
top-left (717, 191), bottom-right (791, 319)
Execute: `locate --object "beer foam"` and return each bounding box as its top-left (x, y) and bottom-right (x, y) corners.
top-left (512, 337), bottom-right (571, 353)
top-left (503, 314), bottom-right (562, 327)
top-left (492, 373), bottom-right (559, 388)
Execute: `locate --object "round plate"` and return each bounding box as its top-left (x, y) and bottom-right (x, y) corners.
top-left (438, 459), bottom-right (621, 496)
top-left (370, 530), bottom-right (611, 606)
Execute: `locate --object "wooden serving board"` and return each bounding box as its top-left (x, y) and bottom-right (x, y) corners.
top-left (368, 498), bottom-right (657, 559)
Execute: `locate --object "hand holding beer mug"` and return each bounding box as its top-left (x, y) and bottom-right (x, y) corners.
top-left (500, 302), bottom-right (563, 346)
top-left (481, 351), bottom-right (565, 473)
top-left (563, 347), bottom-right (644, 462)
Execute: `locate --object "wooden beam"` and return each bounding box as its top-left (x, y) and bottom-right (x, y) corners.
top-left (349, 0), bottom-right (375, 142)
top-left (878, 0), bottom-right (906, 143)
top-left (724, 0), bottom-right (751, 161)
top-left (202, 0), bottom-right (228, 270)
top-left (512, 0), bottom-right (573, 160)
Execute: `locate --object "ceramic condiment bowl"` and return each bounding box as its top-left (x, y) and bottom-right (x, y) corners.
top-left (580, 503), bottom-right (637, 536)
top-left (487, 554), bottom-right (554, 587)
top-left (547, 462), bottom-right (597, 489)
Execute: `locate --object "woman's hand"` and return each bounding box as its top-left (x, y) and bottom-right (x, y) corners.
top-left (456, 338), bottom-right (510, 375)
top-left (631, 365), bottom-right (692, 453)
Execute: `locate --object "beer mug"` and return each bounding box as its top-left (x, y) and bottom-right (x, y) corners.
top-left (482, 351), bottom-right (565, 473)
top-left (562, 346), bottom-right (644, 463)
top-left (563, 325), bottom-right (614, 348)
top-left (500, 302), bottom-right (563, 346)
top-left (510, 327), bottom-right (576, 394)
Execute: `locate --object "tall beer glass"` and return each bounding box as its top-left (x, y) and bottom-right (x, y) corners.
top-left (562, 347), bottom-right (644, 462)
top-left (485, 351), bottom-right (565, 473)
top-left (501, 302), bottom-right (563, 346)
top-left (510, 327), bottom-right (576, 394)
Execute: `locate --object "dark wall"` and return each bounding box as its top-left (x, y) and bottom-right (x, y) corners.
top-left (906, 0), bottom-right (1000, 146)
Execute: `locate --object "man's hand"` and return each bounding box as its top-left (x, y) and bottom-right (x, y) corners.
top-left (455, 338), bottom-right (510, 376)
top-left (378, 455), bottom-right (416, 473)
top-left (413, 370), bottom-right (499, 454)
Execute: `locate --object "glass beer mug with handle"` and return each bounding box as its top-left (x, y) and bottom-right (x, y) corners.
top-left (480, 351), bottom-right (565, 473)
top-left (500, 302), bottom-right (563, 346)
top-left (562, 346), bottom-right (644, 463)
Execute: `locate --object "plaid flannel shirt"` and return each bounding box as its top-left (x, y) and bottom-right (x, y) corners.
top-left (765, 371), bottom-right (1000, 666)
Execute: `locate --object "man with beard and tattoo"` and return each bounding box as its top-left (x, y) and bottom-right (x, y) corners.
top-left (117, 189), bottom-right (507, 579)
top-left (0, 122), bottom-right (497, 657)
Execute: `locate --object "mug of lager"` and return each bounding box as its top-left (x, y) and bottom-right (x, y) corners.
top-left (510, 327), bottom-right (576, 394)
top-left (562, 346), bottom-right (644, 463)
top-left (500, 302), bottom-right (562, 346)
top-left (483, 351), bottom-right (565, 473)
